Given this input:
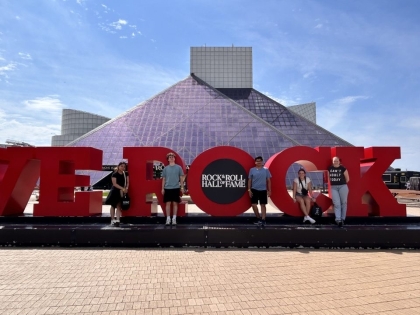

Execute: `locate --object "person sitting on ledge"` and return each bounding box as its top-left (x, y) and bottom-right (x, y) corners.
top-left (293, 168), bottom-right (316, 224)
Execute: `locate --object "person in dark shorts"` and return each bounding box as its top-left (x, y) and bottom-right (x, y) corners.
top-left (161, 152), bottom-right (185, 225)
top-left (248, 156), bottom-right (272, 226)
top-left (105, 161), bottom-right (129, 227)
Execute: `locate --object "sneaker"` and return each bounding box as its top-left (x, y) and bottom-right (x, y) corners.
top-left (172, 217), bottom-right (177, 225)
top-left (307, 216), bottom-right (316, 224)
top-left (261, 220), bottom-right (266, 227)
top-left (165, 217), bottom-right (171, 226)
top-left (253, 219), bottom-right (262, 225)
top-left (114, 221), bottom-right (120, 227)
top-left (338, 221), bottom-right (343, 228)
top-left (303, 216), bottom-right (315, 224)
top-left (110, 220), bottom-right (115, 226)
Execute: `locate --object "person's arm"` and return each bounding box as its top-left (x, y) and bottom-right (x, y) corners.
top-left (308, 181), bottom-right (315, 200)
top-left (267, 177), bottom-right (271, 197)
top-left (344, 170), bottom-right (350, 183)
top-left (112, 176), bottom-right (125, 191)
top-left (180, 174), bottom-right (185, 192)
top-left (292, 181), bottom-right (297, 202)
top-left (161, 177), bottom-right (166, 195)
top-left (125, 174), bottom-right (129, 193)
top-left (248, 178), bottom-right (252, 195)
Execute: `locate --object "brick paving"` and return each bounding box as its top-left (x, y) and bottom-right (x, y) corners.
top-left (1, 248), bottom-right (420, 314)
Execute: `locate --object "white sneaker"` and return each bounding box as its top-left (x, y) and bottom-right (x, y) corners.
top-left (303, 216), bottom-right (316, 224)
top-left (165, 217), bottom-right (171, 225)
top-left (172, 217), bottom-right (177, 225)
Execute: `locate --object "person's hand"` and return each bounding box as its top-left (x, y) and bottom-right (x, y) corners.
top-left (180, 187), bottom-right (184, 195)
top-left (267, 191), bottom-right (271, 197)
top-left (161, 189), bottom-right (165, 195)
top-left (293, 198), bottom-right (296, 203)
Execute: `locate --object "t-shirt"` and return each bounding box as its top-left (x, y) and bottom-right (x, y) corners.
top-left (112, 171), bottom-right (129, 188)
top-left (162, 164), bottom-right (184, 189)
top-left (248, 167), bottom-right (272, 191)
top-left (328, 165), bottom-right (347, 185)
top-left (294, 177), bottom-right (311, 194)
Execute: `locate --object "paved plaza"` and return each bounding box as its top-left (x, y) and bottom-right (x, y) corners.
top-left (1, 196), bottom-right (418, 314)
top-left (0, 248), bottom-right (420, 315)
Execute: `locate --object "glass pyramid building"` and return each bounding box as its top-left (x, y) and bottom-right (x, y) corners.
top-left (68, 47), bottom-right (352, 187)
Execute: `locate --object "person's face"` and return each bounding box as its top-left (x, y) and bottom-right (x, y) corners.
top-left (255, 159), bottom-right (263, 166)
top-left (298, 171), bottom-right (305, 178)
top-left (168, 154), bottom-right (175, 161)
top-left (118, 164), bottom-right (126, 171)
top-left (332, 158), bottom-right (340, 166)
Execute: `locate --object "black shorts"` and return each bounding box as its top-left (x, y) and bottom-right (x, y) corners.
top-left (163, 188), bottom-right (181, 203)
top-left (250, 189), bottom-right (268, 205)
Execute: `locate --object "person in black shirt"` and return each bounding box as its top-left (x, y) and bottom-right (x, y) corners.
top-left (328, 157), bottom-right (349, 227)
top-left (105, 162), bottom-right (129, 227)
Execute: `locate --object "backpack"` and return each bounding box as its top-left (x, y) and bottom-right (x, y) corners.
top-left (310, 202), bottom-right (323, 218)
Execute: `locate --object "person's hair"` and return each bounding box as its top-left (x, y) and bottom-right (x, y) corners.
top-left (298, 168), bottom-right (306, 174)
top-left (254, 156), bottom-right (263, 162)
top-left (114, 161), bottom-right (127, 173)
top-left (166, 152), bottom-right (176, 160)
top-left (332, 156), bottom-right (341, 163)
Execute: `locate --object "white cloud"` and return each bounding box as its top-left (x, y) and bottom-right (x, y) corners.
top-left (318, 96), bottom-right (368, 130)
top-left (15, 16), bottom-right (21, 20)
top-left (120, 36), bottom-right (127, 39)
top-left (0, 63), bottom-right (17, 77)
top-left (315, 23), bottom-right (323, 29)
top-left (109, 19), bottom-right (127, 30)
top-left (23, 96), bottom-right (64, 112)
top-left (18, 52), bottom-right (32, 60)
top-left (0, 118), bottom-right (60, 146)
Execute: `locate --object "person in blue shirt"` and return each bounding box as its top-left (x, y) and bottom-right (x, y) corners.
top-left (161, 152), bottom-right (185, 225)
top-left (248, 156), bottom-right (272, 226)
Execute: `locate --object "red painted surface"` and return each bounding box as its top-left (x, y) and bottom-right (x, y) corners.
top-left (32, 147), bottom-right (103, 216)
top-left (0, 147), bottom-right (40, 215)
top-left (187, 146), bottom-right (255, 216)
top-left (0, 146), bottom-right (406, 217)
top-left (123, 147), bottom-right (187, 216)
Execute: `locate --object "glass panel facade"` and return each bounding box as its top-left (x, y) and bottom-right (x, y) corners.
top-left (71, 77), bottom-right (352, 187)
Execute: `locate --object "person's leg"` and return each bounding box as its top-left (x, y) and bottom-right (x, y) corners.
top-left (260, 204), bottom-right (266, 220)
top-left (110, 206), bottom-right (115, 225)
top-left (304, 196), bottom-right (312, 215)
top-left (338, 184), bottom-right (349, 221)
top-left (331, 186), bottom-right (342, 223)
top-left (251, 204), bottom-right (261, 218)
top-left (296, 196), bottom-right (308, 216)
top-left (116, 203), bottom-right (121, 222)
top-left (172, 201), bottom-right (178, 225)
top-left (165, 202), bottom-right (171, 225)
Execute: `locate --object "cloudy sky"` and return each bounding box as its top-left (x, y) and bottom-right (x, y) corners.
top-left (1, 0), bottom-right (419, 170)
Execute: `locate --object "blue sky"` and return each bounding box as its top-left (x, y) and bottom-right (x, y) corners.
top-left (1, 0), bottom-right (419, 170)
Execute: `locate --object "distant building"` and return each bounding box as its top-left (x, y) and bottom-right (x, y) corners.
top-left (51, 109), bottom-right (110, 146)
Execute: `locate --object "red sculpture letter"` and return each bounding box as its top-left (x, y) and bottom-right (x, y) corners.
top-left (33, 147), bottom-right (103, 216)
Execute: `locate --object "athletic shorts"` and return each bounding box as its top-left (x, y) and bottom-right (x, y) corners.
top-left (163, 188), bottom-right (181, 203)
top-left (250, 189), bottom-right (268, 205)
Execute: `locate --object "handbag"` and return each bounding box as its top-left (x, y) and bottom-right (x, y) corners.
top-left (120, 171), bottom-right (130, 211)
top-left (121, 193), bottom-right (130, 211)
top-left (310, 202), bottom-right (323, 218)
top-left (299, 178), bottom-right (308, 196)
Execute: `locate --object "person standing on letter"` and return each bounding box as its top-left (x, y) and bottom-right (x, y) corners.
top-left (161, 152), bottom-right (185, 225)
top-left (248, 156), bottom-right (272, 226)
top-left (328, 157), bottom-right (349, 227)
